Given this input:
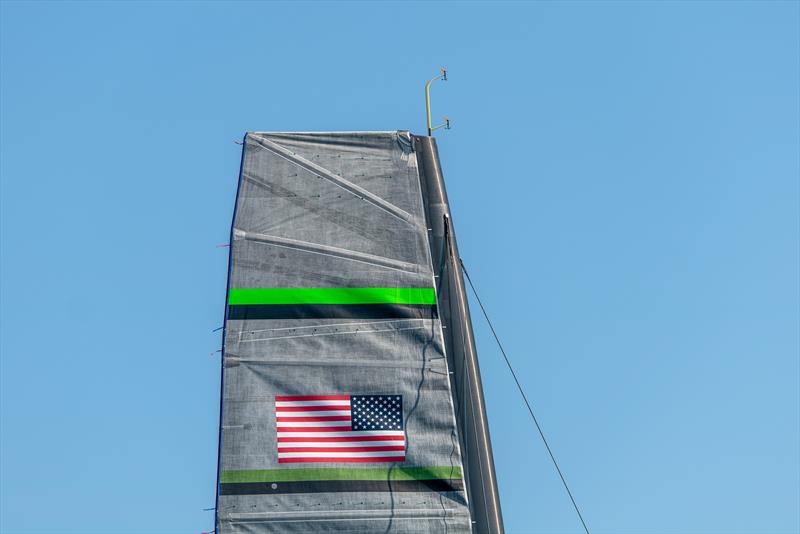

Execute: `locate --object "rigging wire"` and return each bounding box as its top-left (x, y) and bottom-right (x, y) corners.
top-left (459, 259), bottom-right (591, 534)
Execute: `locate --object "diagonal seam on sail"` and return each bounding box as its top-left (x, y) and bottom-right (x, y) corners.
top-left (247, 134), bottom-right (418, 226)
top-left (233, 229), bottom-right (424, 274)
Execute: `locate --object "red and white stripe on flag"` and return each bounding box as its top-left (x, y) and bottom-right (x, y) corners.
top-left (275, 395), bottom-right (406, 463)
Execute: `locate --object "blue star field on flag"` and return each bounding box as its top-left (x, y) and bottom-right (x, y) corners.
top-left (350, 395), bottom-right (404, 431)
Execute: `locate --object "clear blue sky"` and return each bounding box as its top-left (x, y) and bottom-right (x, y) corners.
top-left (1, 2), bottom-right (798, 533)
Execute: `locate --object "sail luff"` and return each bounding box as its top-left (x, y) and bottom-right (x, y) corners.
top-left (414, 135), bottom-right (505, 534)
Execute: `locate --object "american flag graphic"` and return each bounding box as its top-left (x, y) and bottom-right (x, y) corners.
top-left (275, 394), bottom-right (405, 463)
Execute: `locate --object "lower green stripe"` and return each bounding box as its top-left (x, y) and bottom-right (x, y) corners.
top-left (220, 466), bottom-right (462, 484)
top-left (227, 287), bottom-right (436, 306)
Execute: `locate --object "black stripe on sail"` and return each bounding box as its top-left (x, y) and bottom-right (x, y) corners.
top-left (219, 478), bottom-right (464, 495)
top-left (227, 303), bottom-right (438, 320)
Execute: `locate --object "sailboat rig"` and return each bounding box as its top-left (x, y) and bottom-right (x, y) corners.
top-left (214, 74), bottom-right (504, 533)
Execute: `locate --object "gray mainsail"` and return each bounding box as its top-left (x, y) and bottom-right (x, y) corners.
top-left (215, 131), bottom-right (503, 533)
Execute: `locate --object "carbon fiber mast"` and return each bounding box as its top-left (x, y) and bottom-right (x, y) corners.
top-left (419, 68), bottom-right (504, 532)
top-left (415, 134), bottom-right (505, 534)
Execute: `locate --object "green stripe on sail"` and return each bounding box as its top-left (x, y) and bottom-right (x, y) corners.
top-left (220, 466), bottom-right (462, 484)
top-left (228, 287), bottom-right (436, 306)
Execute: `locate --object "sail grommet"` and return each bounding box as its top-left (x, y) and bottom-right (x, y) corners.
top-left (270, 483), bottom-right (277, 490)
